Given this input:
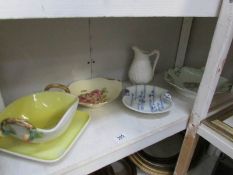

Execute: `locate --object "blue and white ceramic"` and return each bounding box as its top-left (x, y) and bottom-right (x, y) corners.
top-left (122, 85), bottom-right (173, 114)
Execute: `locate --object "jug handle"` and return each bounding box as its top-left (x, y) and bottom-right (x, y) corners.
top-left (148, 49), bottom-right (160, 74)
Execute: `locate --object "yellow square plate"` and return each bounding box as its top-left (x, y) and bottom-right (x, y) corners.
top-left (0, 111), bottom-right (90, 162)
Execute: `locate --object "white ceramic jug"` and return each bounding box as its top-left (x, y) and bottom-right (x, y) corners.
top-left (128, 46), bottom-right (160, 84)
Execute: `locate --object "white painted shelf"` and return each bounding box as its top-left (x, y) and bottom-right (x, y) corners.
top-left (197, 93), bottom-right (233, 161)
top-left (198, 124), bottom-right (233, 160)
top-left (0, 93), bottom-right (230, 175)
top-left (1, 74), bottom-right (233, 175)
top-left (0, 0), bottom-right (221, 19)
top-left (0, 83), bottom-right (191, 175)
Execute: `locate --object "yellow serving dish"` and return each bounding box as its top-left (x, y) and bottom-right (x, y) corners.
top-left (0, 111), bottom-right (90, 162)
top-left (0, 91), bottom-right (78, 143)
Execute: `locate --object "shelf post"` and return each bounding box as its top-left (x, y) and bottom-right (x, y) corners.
top-left (175, 17), bottom-right (193, 67)
top-left (174, 0), bottom-right (233, 175)
top-left (0, 91), bottom-right (5, 111)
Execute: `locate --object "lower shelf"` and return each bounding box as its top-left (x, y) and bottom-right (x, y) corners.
top-left (0, 89), bottom-right (190, 175)
top-left (1, 80), bottom-right (232, 175)
top-left (198, 124), bottom-right (233, 160)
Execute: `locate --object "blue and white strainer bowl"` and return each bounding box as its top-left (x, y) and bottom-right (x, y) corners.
top-left (122, 85), bottom-right (173, 114)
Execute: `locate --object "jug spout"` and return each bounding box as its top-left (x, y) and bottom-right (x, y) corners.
top-left (132, 46), bottom-right (155, 56)
top-left (132, 46), bottom-right (141, 53)
top-left (132, 46), bottom-right (147, 58)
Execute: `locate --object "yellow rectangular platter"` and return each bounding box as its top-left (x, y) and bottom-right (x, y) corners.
top-left (0, 111), bottom-right (90, 162)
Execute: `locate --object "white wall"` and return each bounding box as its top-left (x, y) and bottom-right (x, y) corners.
top-left (222, 42), bottom-right (233, 81)
top-left (2, 17), bottom-right (231, 105)
top-left (0, 19), bottom-right (91, 104)
top-left (184, 18), bottom-right (217, 67)
top-left (185, 18), bottom-right (233, 82)
top-left (0, 18), bottom-right (182, 104)
top-left (91, 18), bottom-right (182, 79)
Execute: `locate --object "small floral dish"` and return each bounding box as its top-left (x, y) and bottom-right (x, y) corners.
top-left (69, 78), bottom-right (122, 107)
top-left (0, 91), bottom-right (78, 143)
top-left (164, 67), bottom-right (232, 99)
top-left (46, 78), bottom-right (122, 108)
top-left (122, 85), bottom-right (173, 114)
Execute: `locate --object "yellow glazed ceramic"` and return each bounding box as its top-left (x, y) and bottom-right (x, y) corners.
top-left (0, 111), bottom-right (90, 162)
top-left (69, 78), bottom-right (122, 107)
top-left (0, 91), bottom-right (78, 143)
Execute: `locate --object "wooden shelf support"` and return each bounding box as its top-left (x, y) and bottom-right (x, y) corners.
top-left (174, 0), bottom-right (233, 175)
